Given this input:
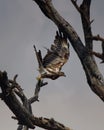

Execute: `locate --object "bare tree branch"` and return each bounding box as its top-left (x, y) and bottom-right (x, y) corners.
top-left (88, 36), bottom-right (104, 63)
top-left (90, 51), bottom-right (104, 63)
top-left (0, 71), bottom-right (71, 130)
top-left (29, 79), bottom-right (48, 103)
top-left (88, 34), bottom-right (104, 42)
top-left (76, 0), bottom-right (93, 49)
top-left (87, 35), bottom-right (104, 63)
top-left (71, 0), bottom-right (81, 12)
top-left (0, 0), bottom-right (104, 129)
top-left (33, 0), bottom-right (104, 101)
top-left (71, 0), bottom-right (95, 50)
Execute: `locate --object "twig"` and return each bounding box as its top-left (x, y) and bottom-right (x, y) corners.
top-left (9, 74), bottom-right (23, 92)
top-left (90, 42), bottom-right (104, 63)
top-left (0, 71), bottom-right (71, 130)
top-left (71, 0), bottom-right (92, 26)
top-left (29, 79), bottom-right (48, 103)
top-left (71, 0), bottom-right (81, 12)
top-left (88, 35), bottom-right (104, 63)
top-left (90, 51), bottom-right (104, 62)
top-left (88, 35), bottom-right (104, 42)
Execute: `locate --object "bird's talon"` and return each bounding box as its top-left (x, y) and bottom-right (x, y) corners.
top-left (36, 76), bottom-right (41, 81)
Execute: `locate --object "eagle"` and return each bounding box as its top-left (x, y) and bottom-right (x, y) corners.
top-left (34, 31), bottom-right (69, 80)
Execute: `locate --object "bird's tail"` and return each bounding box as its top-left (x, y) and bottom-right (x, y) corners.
top-left (33, 45), bottom-right (43, 68)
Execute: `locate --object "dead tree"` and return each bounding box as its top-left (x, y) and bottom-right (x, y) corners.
top-left (33, 0), bottom-right (104, 100)
top-left (0, 0), bottom-right (104, 130)
top-left (0, 71), bottom-right (71, 130)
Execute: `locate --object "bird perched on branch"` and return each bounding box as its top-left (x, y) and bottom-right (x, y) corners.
top-left (34, 30), bottom-right (70, 80)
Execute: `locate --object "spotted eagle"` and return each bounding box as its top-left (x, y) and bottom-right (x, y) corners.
top-left (34, 31), bottom-right (69, 80)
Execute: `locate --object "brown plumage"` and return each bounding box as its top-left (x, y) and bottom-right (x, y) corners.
top-left (34, 31), bottom-right (70, 80)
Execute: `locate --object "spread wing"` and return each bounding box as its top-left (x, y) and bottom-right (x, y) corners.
top-left (42, 31), bottom-right (69, 73)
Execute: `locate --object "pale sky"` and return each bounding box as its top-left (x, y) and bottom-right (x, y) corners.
top-left (0, 0), bottom-right (104, 130)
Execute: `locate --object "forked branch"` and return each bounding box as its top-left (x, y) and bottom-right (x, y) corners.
top-left (33, 0), bottom-right (104, 101)
top-left (0, 71), bottom-right (71, 130)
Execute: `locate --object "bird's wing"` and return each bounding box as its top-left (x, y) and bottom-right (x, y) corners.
top-left (42, 31), bottom-right (69, 73)
top-left (33, 45), bottom-right (43, 68)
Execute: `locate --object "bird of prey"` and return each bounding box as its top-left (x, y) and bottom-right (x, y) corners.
top-left (34, 31), bottom-right (70, 80)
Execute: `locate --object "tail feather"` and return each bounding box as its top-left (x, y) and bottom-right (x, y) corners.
top-left (33, 45), bottom-right (43, 68)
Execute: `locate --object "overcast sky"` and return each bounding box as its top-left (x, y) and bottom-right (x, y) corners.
top-left (0, 0), bottom-right (104, 130)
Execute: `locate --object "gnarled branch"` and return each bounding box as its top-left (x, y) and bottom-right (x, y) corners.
top-left (0, 71), bottom-right (71, 130)
top-left (33, 0), bottom-right (104, 101)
